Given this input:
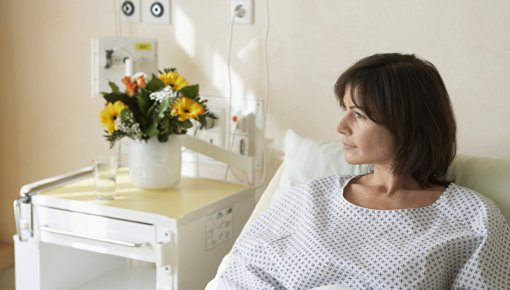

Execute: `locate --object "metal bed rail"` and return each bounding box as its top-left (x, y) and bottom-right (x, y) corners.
top-left (14, 166), bottom-right (94, 242)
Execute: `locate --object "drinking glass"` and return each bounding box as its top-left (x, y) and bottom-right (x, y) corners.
top-left (93, 157), bottom-right (118, 200)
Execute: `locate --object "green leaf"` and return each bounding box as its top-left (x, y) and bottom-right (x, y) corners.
top-left (157, 120), bottom-right (171, 140)
top-left (158, 99), bottom-right (170, 118)
top-left (160, 119), bottom-right (170, 132)
top-left (198, 115), bottom-right (207, 125)
top-left (158, 135), bottom-right (169, 143)
top-left (145, 74), bottom-right (165, 92)
top-left (147, 121), bottom-right (158, 137)
top-left (103, 92), bottom-right (130, 104)
top-left (108, 81), bottom-right (120, 93)
top-left (208, 111), bottom-right (218, 119)
top-left (137, 91), bottom-right (151, 115)
top-left (179, 84), bottom-right (199, 98)
top-left (120, 108), bottom-right (130, 119)
top-left (181, 119), bottom-right (193, 129)
top-left (104, 130), bottom-right (126, 149)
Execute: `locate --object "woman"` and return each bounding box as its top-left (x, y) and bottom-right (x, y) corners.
top-left (217, 53), bottom-right (510, 289)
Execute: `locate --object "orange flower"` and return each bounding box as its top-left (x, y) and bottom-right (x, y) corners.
top-left (135, 75), bottom-right (146, 89)
top-left (122, 76), bottom-right (137, 97)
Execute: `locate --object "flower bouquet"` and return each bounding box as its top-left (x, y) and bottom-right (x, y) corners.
top-left (99, 68), bottom-right (216, 188)
top-left (99, 68), bottom-right (216, 147)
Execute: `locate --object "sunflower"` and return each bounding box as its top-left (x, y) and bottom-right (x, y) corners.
top-left (159, 70), bottom-right (189, 91)
top-left (171, 97), bottom-right (205, 122)
top-left (99, 101), bottom-right (127, 134)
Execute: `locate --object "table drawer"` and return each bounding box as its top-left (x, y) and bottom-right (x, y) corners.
top-left (35, 206), bottom-right (157, 262)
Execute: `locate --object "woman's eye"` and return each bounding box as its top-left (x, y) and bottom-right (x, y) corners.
top-left (354, 112), bottom-right (365, 119)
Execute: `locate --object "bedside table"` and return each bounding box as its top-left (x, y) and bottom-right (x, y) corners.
top-left (14, 168), bottom-right (256, 290)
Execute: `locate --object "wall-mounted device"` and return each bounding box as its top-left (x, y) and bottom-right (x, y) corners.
top-left (182, 96), bottom-right (264, 183)
top-left (91, 37), bottom-right (158, 97)
top-left (119, 0), bottom-right (170, 24)
top-left (142, 0), bottom-right (171, 24)
top-left (119, 0), bottom-right (141, 23)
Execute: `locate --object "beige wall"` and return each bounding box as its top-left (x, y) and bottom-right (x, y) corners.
top-left (1, 0), bottom-right (510, 243)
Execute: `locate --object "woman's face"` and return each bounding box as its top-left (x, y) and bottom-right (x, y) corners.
top-left (337, 89), bottom-right (395, 167)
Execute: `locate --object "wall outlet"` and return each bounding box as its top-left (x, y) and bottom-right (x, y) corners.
top-left (231, 134), bottom-right (250, 156)
top-left (142, 0), bottom-right (171, 24)
top-left (119, 0), bottom-right (141, 23)
top-left (230, 0), bottom-right (253, 24)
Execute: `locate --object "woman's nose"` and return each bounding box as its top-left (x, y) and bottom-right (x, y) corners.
top-left (336, 115), bottom-right (349, 135)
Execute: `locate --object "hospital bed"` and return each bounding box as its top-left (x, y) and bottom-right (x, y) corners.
top-left (206, 129), bottom-right (510, 289)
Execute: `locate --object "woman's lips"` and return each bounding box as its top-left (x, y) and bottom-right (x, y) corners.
top-left (343, 143), bottom-right (356, 150)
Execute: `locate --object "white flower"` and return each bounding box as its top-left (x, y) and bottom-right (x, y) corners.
top-left (131, 72), bottom-right (148, 82)
top-left (116, 110), bottom-right (143, 139)
top-left (149, 86), bottom-right (176, 103)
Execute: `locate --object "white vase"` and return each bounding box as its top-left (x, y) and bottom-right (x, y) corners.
top-left (128, 137), bottom-right (182, 189)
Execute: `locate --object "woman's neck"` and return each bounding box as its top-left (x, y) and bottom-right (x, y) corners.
top-left (346, 165), bottom-right (447, 210)
top-left (366, 164), bottom-right (423, 196)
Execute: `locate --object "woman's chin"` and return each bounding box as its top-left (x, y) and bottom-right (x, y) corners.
top-left (344, 155), bottom-right (362, 165)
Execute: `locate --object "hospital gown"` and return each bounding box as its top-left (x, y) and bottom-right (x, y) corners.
top-left (218, 175), bottom-right (510, 289)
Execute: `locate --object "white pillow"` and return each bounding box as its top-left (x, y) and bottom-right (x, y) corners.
top-left (272, 130), bottom-right (371, 205)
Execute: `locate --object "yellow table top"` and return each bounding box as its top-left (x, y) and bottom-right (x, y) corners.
top-left (38, 168), bottom-right (250, 219)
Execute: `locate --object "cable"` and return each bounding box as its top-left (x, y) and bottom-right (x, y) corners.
top-left (226, 12), bottom-right (236, 149)
top-left (227, 4), bottom-right (255, 156)
top-left (224, 12), bottom-right (237, 182)
top-left (224, 0), bottom-right (271, 187)
top-left (252, 0), bottom-right (271, 189)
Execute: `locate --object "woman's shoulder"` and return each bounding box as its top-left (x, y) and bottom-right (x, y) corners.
top-left (444, 183), bottom-right (506, 228)
top-left (446, 183), bottom-right (497, 209)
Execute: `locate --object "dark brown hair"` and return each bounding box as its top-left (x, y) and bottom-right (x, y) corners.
top-left (334, 53), bottom-right (456, 187)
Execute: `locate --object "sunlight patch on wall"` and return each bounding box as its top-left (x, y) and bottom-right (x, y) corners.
top-left (230, 67), bottom-right (244, 98)
top-left (212, 51), bottom-right (228, 96)
top-left (211, 50), bottom-right (245, 98)
top-left (244, 89), bottom-right (257, 100)
top-left (237, 38), bottom-right (258, 61)
top-left (174, 5), bottom-right (196, 57)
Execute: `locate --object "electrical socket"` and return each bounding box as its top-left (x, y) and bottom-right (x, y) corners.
top-left (230, 0), bottom-right (253, 24)
top-left (230, 134), bottom-right (250, 156)
top-left (142, 0), bottom-right (171, 24)
top-left (119, 0), bottom-right (141, 23)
